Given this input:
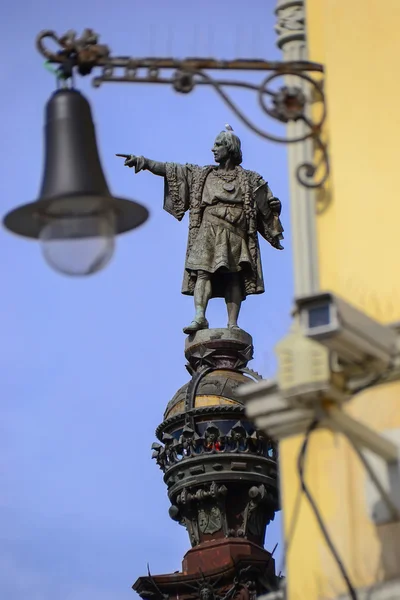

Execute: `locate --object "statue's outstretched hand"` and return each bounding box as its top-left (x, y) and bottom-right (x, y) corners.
top-left (123, 155), bottom-right (147, 174)
top-left (124, 155), bottom-right (137, 168)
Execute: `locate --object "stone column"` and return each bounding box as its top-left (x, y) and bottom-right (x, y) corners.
top-left (275, 0), bottom-right (319, 297)
top-left (133, 328), bottom-right (281, 599)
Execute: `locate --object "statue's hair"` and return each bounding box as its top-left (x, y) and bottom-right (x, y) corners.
top-left (218, 130), bottom-right (243, 165)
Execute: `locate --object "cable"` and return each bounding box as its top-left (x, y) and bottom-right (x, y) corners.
top-left (277, 420), bottom-right (321, 576)
top-left (297, 419), bottom-right (358, 600)
top-left (348, 372), bottom-right (385, 395)
top-left (278, 420), bottom-right (319, 575)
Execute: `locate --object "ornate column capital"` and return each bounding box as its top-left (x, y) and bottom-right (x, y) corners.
top-left (275, 0), bottom-right (306, 49)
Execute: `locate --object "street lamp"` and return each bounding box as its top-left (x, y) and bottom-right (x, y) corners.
top-left (3, 83), bottom-right (148, 277)
top-left (2, 28), bottom-right (326, 276)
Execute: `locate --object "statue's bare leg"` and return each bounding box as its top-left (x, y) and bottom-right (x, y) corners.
top-left (225, 273), bottom-right (242, 330)
top-left (183, 270), bottom-right (211, 334)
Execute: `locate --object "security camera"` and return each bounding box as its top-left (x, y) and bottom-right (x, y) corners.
top-left (296, 292), bottom-right (399, 373)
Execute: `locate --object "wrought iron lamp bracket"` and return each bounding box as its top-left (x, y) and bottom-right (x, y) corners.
top-left (37, 29), bottom-right (329, 189)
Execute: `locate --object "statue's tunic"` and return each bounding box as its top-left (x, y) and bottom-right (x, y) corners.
top-left (163, 163), bottom-right (284, 299)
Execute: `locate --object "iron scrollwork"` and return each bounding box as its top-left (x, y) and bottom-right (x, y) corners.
top-left (36, 29), bottom-right (328, 189)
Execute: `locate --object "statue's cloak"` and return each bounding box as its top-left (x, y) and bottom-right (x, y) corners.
top-left (163, 163), bottom-right (284, 298)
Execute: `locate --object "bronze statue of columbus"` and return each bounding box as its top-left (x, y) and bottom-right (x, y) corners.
top-left (121, 126), bottom-right (284, 334)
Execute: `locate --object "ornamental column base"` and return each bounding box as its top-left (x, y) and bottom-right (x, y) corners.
top-left (133, 538), bottom-right (277, 600)
top-left (133, 328), bottom-right (282, 599)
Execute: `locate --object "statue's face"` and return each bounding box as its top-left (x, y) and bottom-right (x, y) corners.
top-left (212, 134), bottom-right (229, 163)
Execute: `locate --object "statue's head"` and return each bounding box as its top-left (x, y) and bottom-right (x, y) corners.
top-left (212, 125), bottom-right (243, 166)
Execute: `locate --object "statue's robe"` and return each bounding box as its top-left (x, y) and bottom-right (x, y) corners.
top-left (163, 163), bottom-right (284, 299)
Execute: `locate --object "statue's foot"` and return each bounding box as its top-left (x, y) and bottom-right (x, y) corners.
top-left (183, 317), bottom-right (209, 335)
top-left (228, 323), bottom-right (241, 331)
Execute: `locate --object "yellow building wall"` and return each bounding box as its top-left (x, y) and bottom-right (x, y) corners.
top-left (310, 0), bottom-right (400, 321)
top-left (280, 1), bottom-right (400, 598)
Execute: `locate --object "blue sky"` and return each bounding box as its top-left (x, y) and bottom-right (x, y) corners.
top-left (0, 1), bottom-right (293, 598)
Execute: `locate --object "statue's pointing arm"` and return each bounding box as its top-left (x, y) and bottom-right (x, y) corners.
top-left (123, 154), bottom-right (195, 222)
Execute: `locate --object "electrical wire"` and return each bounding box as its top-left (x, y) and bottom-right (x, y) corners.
top-left (297, 419), bottom-right (358, 600)
top-left (277, 420), bottom-right (320, 575)
top-left (348, 372), bottom-right (386, 395)
top-left (277, 420), bottom-right (320, 576)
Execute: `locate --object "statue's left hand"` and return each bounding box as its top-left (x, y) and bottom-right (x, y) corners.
top-left (268, 197), bottom-right (281, 215)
